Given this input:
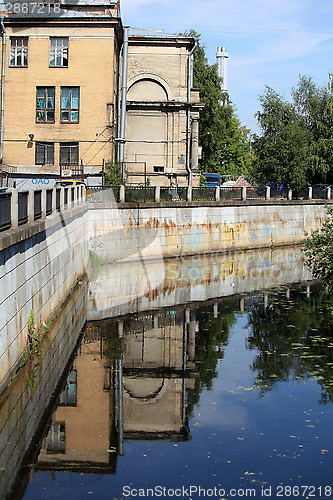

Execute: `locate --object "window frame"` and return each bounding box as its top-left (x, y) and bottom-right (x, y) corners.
top-left (153, 166), bottom-right (165, 173)
top-left (9, 37), bottom-right (28, 67)
top-left (35, 141), bottom-right (55, 165)
top-left (59, 142), bottom-right (79, 168)
top-left (60, 86), bottom-right (80, 123)
top-left (49, 37), bottom-right (69, 68)
top-left (36, 86), bottom-right (55, 124)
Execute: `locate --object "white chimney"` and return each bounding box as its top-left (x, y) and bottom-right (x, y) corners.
top-left (216, 46), bottom-right (228, 92)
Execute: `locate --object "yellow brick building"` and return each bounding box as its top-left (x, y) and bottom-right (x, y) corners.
top-left (0, 0), bottom-right (122, 181)
top-left (124, 29), bottom-right (203, 187)
top-left (0, 1), bottom-right (202, 187)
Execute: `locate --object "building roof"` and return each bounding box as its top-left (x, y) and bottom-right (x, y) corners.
top-left (129, 28), bottom-right (179, 38)
top-left (1, 0), bottom-right (120, 19)
top-left (128, 28), bottom-right (197, 48)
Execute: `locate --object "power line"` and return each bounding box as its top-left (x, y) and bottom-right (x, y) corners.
top-left (128, 22), bottom-right (333, 39)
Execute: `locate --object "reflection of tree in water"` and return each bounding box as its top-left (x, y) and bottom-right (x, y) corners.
top-left (187, 301), bottom-right (237, 416)
top-left (247, 286), bottom-right (333, 403)
top-left (98, 322), bottom-right (122, 362)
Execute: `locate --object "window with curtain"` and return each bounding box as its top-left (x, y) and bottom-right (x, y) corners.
top-left (50, 37), bottom-right (68, 67)
top-left (10, 37), bottom-right (28, 67)
top-left (61, 87), bottom-right (80, 123)
top-left (36, 87), bottom-right (55, 123)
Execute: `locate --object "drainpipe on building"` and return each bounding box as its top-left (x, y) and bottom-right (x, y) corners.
top-left (118, 26), bottom-right (129, 183)
top-left (0, 17), bottom-right (6, 164)
top-left (186, 39), bottom-right (197, 187)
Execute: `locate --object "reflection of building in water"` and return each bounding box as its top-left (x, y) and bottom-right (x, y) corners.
top-left (36, 307), bottom-right (198, 471)
top-left (120, 308), bottom-right (197, 442)
top-left (37, 327), bottom-right (118, 473)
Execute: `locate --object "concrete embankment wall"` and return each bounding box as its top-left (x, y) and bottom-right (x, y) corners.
top-left (0, 197), bottom-right (330, 394)
top-left (0, 284), bottom-right (86, 499)
top-left (0, 204), bottom-right (88, 395)
top-left (87, 246), bottom-right (313, 321)
top-left (87, 200), bottom-right (330, 262)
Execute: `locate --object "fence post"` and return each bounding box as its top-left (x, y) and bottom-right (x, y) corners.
top-left (58, 186), bottom-right (65, 211)
top-left (265, 186), bottom-right (270, 200)
top-left (287, 188), bottom-right (293, 201)
top-left (327, 186), bottom-right (331, 200)
top-left (187, 186), bottom-right (192, 202)
top-left (155, 185), bottom-right (160, 202)
top-left (52, 187), bottom-right (57, 213)
top-left (308, 187), bottom-right (312, 200)
top-left (41, 188), bottom-right (47, 218)
top-left (8, 188), bottom-right (18, 229)
top-left (241, 186), bottom-right (247, 201)
top-left (215, 186), bottom-right (220, 201)
top-left (73, 186), bottom-right (78, 206)
top-left (27, 189), bottom-right (35, 223)
top-left (119, 185), bottom-right (125, 202)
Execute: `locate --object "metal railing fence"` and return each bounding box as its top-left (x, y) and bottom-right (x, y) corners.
top-left (125, 186), bottom-right (155, 203)
top-left (0, 186), bottom-right (85, 233)
top-left (0, 192), bottom-right (11, 231)
top-left (34, 190), bottom-right (42, 220)
top-left (18, 192), bottom-right (29, 226)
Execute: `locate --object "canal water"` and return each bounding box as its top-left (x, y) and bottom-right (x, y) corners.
top-left (2, 248), bottom-right (333, 500)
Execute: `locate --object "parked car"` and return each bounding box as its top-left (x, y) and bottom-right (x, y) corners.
top-left (55, 179), bottom-right (86, 187)
top-left (55, 179), bottom-right (95, 196)
top-left (256, 182), bottom-right (286, 196)
top-left (202, 173), bottom-right (222, 187)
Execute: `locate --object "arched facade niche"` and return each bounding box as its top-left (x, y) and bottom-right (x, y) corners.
top-left (127, 74), bottom-right (172, 101)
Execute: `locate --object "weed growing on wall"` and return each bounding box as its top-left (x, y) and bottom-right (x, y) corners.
top-left (21, 310), bottom-right (52, 368)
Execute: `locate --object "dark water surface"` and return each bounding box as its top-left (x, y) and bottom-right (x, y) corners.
top-left (16, 283), bottom-right (333, 500)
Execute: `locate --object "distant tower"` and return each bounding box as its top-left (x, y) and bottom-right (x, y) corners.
top-left (216, 46), bottom-right (228, 92)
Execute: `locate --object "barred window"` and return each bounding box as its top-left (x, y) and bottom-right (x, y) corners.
top-left (10, 37), bottom-right (28, 67)
top-left (36, 87), bottom-right (55, 123)
top-left (61, 87), bottom-right (79, 123)
top-left (50, 37), bottom-right (68, 67)
top-left (35, 142), bottom-right (54, 165)
top-left (60, 142), bottom-right (79, 168)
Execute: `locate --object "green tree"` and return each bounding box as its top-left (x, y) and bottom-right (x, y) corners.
top-left (252, 76), bottom-right (333, 189)
top-left (252, 87), bottom-right (311, 190)
top-left (304, 206), bottom-right (333, 291)
top-left (104, 161), bottom-right (122, 186)
top-left (292, 75), bottom-right (333, 183)
top-left (183, 31), bottom-right (252, 176)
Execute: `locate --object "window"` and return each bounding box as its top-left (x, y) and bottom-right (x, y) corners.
top-left (60, 87), bottom-right (79, 123)
top-left (153, 166), bottom-right (164, 172)
top-left (59, 366), bottom-right (77, 407)
top-left (35, 142), bottom-right (54, 165)
top-left (60, 142), bottom-right (79, 168)
top-left (36, 87), bottom-right (55, 123)
top-left (50, 37), bottom-right (68, 67)
top-left (10, 37), bottom-right (28, 67)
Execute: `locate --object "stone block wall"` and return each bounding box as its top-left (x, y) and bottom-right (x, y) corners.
top-left (0, 283), bottom-right (86, 499)
top-left (0, 205), bottom-right (88, 394)
top-left (87, 201), bottom-right (328, 263)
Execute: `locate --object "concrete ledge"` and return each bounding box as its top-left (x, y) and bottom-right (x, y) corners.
top-left (87, 199), bottom-right (333, 210)
top-left (0, 204), bottom-right (87, 252)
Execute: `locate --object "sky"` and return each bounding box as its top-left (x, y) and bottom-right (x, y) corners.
top-left (120, 0), bottom-right (333, 134)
